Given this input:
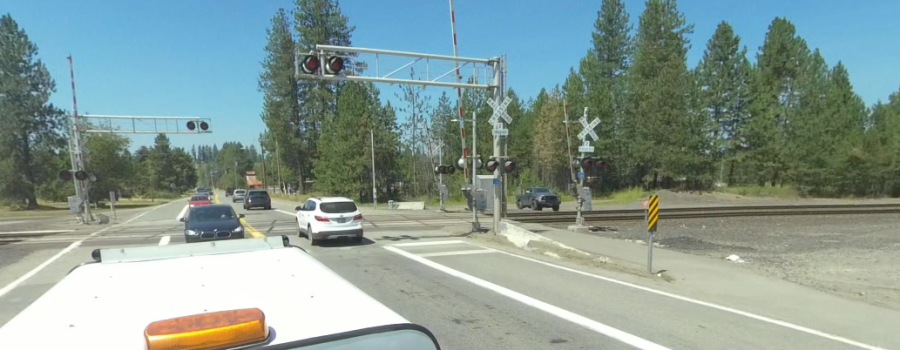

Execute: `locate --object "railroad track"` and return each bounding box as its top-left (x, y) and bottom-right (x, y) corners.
top-left (505, 203), bottom-right (900, 223)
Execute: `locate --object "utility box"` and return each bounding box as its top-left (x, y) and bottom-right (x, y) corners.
top-left (476, 175), bottom-right (495, 213)
top-left (579, 187), bottom-right (593, 211)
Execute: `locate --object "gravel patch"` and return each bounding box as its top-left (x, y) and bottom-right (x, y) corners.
top-left (551, 213), bottom-right (900, 311)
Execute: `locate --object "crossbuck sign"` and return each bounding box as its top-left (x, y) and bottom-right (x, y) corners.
top-left (488, 96), bottom-right (513, 136)
top-left (577, 107), bottom-right (600, 153)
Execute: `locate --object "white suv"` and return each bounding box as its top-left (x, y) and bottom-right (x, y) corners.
top-left (294, 197), bottom-right (363, 245)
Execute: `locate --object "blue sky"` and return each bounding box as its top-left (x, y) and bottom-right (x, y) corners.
top-left (4, 0), bottom-right (899, 153)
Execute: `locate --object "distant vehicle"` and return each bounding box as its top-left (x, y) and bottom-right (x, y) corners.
top-left (516, 187), bottom-right (561, 211)
top-left (295, 197), bottom-right (363, 246)
top-left (232, 188), bottom-right (247, 203)
top-left (196, 186), bottom-right (212, 194)
top-left (245, 171), bottom-right (263, 189)
top-left (0, 236), bottom-right (442, 350)
top-left (189, 194), bottom-right (212, 208)
top-left (243, 189), bottom-right (271, 210)
top-left (180, 204), bottom-right (245, 243)
top-left (225, 187), bottom-right (235, 197)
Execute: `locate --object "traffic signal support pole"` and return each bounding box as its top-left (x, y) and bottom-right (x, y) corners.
top-left (492, 60), bottom-right (503, 234)
top-left (68, 55), bottom-right (92, 222)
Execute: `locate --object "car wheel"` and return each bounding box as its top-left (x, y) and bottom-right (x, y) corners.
top-left (516, 201), bottom-right (523, 209)
top-left (353, 236), bottom-right (363, 244)
top-left (532, 200), bottom-right (542, 211)
top-left (308, 224), bottom-right (318, 246)
top-left (552, 205), bottom-right (560, 212)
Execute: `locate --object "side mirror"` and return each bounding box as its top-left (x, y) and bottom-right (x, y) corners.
top-left (294, 206), bottom-right (303, 212)
top-left (238, 214), bottom-right (245, 218)
top-left (179, 217), bottom-right (186, 222)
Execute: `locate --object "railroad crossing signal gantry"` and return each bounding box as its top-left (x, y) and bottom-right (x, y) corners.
top-left (295, 44), bottom-right (509, 233)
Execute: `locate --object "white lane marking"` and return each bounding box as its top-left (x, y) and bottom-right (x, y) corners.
top-left (418, 249), bottom-right (496, 258)
top-left (482, 246), bottom-right (887, 350)
top-left (0, 230), bottom-right (75, 235)
top-left (158, 236), bottom-right (171, 246)
top-left (0, 198), bottom-right (183, 299)
top-left (2, 234), bottom-right (182, 244)
top-left (176, 204), bottom-right (189, 221)
top-left (389, 240), bottom-right (467, 247)
top-left (276, 209), bottom-right (296, 216)
top-left (0, 221), bottom-right (28, 226)
top-left (384, 245), bottom-right (670, 350)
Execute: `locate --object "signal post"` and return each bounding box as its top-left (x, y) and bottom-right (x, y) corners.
top-left (65, 56), bottom-right (215, 223)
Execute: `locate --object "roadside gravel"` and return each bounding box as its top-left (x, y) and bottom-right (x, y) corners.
top-left (551, 213), bottom-right (900, 311)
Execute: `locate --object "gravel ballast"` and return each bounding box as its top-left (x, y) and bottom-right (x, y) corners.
top-left (551, 213), bottom-right (900, 311)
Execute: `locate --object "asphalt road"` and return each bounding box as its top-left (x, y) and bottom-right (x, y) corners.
top-left (0, 192), bottom-right (893, 350)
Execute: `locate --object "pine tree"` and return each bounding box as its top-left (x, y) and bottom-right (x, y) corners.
top-left (746, 17), bottom-right (809, 186)
top-left (579, 0), bottom-right (632, 186)
top-left (695, 21), bottom-right (752, 185)
top-left (627, 0), bottom-right (696, 188)
top-left (313, 82), bottom-right (381, 195)
top-left (0, 14), bottom-right (68, 208)
top-left (294, 0), bottom-right (355, 181)
top-left (259, 8), bottom-right (304, 191)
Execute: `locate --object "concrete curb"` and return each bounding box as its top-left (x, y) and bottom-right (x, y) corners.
top-left (498, 221), bottom-right (592, 256)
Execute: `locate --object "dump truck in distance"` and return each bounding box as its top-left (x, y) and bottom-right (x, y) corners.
top-left (246, 170), bottom-right (263, 189)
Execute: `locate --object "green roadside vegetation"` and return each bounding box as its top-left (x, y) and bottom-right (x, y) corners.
top-left (0, 191), bottom-right (189, 218)
top-left (715, 185), bottom-right (801, 199)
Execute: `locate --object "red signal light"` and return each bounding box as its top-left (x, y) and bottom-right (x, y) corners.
top-left (199, 121), bottom-right (209, 131)
top-left (300, 55), bottom-right (320, 74)
top-left (580, 157), bottom-right (594, 169)
top-left (186, 121), bottom-right (196, 130)
top-left (504, 160), bottom-right (516, 172)
top-left (324, 56), bottom-right (344, 75)
top-left (485, 159), bottom-right (500, 172)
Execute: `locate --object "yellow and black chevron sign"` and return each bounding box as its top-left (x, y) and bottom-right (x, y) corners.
top-left (647, 194), bottom-right (659, 232)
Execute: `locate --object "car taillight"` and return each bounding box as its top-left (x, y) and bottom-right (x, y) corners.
top-left (353, 214), bottom-right (363, 220)
top-left (314, 216), bottom-right (330, 222)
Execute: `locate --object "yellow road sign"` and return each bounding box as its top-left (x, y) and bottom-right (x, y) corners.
top-left (647, 194), bottom-right (659, 232)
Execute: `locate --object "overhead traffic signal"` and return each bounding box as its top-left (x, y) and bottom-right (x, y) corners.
top-left (186, 121), bottom-right (209, 132)
top-left (300, 54), bottom-right (344, 75)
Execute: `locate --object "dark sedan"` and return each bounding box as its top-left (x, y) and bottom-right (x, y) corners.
top-left (243, 190), bottom-right (272, 210)
top-left (180, 204), bottom-right (246, 243)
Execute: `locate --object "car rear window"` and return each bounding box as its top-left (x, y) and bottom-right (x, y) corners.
top-left (191, 195), bottom-right (209, 201)
top-left (249, 191), bottom-right (269, 196)
top-left (235, 190), bottom-right (246, 194)
top-left (320, 201), bottom-right (358, 213)
top-left (190, 207), bottom-right (236, 222)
